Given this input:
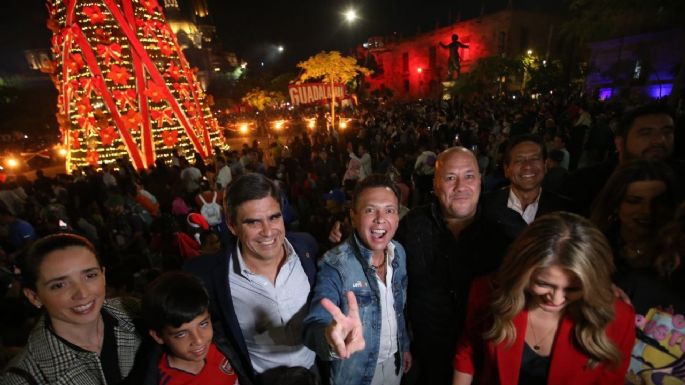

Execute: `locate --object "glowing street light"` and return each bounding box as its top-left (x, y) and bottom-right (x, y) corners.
top-left (272, 119), bottom-right (286, 130)
top-left (238, 122), bottom-right (249, 134)
top-left (277, 45), bottom-right (284, 53)
top-left (343, 8), bottom-right (358, 23)
top-left (305, 117), bottom-right (316, 130)
top-left (526, 49), bottom-right (533, 55)
top-left (5, 157), bottom-right (18, 169)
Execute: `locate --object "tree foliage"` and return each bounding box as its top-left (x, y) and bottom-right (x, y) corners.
top-left (296, 51), bottom-right (371, 85)
top-left (241, 88), bottom-right (284, 111)
top-left (527, 59), bottom-right (566, 94)
top-left (451, 55), bottom-right (521, 96)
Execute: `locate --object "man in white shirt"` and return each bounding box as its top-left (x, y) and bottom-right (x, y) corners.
top-left (185, 173), bottom-right (361, 384)
top-left (351, 143), bottom-right (372, 180)
top-left (215, 156), bottom-right (232, 190)
top-left (482, 134), bottom-right (573, 242)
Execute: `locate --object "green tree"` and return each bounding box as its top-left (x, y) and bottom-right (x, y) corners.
top-left (296, 51), bottom-right (371, 129)
top-left (241, 88), bottom-right (285, 111)
top-left (451, 55), bottom-right (521, 97)
top-left (527, 59), bottom-right (566, 94)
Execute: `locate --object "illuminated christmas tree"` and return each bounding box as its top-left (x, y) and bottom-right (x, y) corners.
top-left (46, 0), bottom-right (221, 171)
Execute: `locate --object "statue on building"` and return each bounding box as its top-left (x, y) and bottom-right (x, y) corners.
top-left (440, 34), bottom-right (469, 80)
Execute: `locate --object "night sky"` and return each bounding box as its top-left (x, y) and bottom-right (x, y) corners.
top-left (0, 0), bottom-right (564, 75)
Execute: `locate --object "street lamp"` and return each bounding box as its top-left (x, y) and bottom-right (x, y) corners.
top-left (343, 8), bottom-right (358, 24)
top-left (277, 45), bottom-right (284, 53)
top-left (238, 122), bottom-right (249, 134)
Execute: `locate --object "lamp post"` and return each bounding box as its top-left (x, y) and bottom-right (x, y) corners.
top-left (343, 6), bottom-right (359, 53)
top-left (331, 7), bottom-right (360, 132)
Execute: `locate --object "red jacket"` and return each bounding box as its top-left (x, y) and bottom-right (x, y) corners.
top-left (454, 277), bottom-right (635, 385)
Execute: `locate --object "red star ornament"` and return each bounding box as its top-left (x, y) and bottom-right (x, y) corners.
top-left (161, 130), bottom-right (178, 147)
top-left (75, 96), bottom-right (92, 116)
top-left (95, 28), bottom-right (111, 43)
top-left (144, 81), bottom-right (167, 103)
top-left (85, 150), bottom-right (99, 166)
top-left (113, 89), bottom-right (137, 110)
top-left (157, 39), bottom-right (174, 57)
top-left (77, 116), bottom-right (96, 134)
top-left (165, 62), bottom-right (181, 81)
top-left (182, 100), bottom-right (197, 117)
top-left (122, 109), bottom-right (142, 132)
top-left (78, 77), bottom-right (96, 98)
top-left (137, 19), bottom-right (160, 38)
top-left (70, 130), bottom-right (81, 149)
top-left (107, 65), bottom-right (131, 86)
top-left (99, 126), bottom-right (118, 147)
top-left (82, 5), bottom-right (106, 25)
top-left (173, 83), bottom-right (191, 99)
top-left (140, 0), bottom-right (160, 14)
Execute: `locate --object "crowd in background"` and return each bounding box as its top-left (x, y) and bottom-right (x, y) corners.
top-left (0, 91), bottom-right (683, 382)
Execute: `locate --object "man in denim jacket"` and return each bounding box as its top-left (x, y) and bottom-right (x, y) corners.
top-left (304, 174), bottom-right (412, 385)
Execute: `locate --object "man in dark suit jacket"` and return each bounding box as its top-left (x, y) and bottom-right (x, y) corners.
top-left (185, 173), bottom-right (322, 384)
top-left (482, 134), bottom-right (573, 243)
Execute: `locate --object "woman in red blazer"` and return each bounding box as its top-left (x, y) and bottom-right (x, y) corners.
top-left (453, 212), bottom-right (635, 385)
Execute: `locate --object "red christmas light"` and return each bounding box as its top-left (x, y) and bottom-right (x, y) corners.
top-left (47, 0), bottom-right (220, 171)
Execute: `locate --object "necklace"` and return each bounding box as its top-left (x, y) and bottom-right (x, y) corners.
top-left (371, 252), bottom-right (387, 269)
top-left (527, 314), bottom-right (557, 351)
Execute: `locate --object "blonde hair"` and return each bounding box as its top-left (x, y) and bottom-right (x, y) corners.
top-left (484, 212), bottom-right (623, 367)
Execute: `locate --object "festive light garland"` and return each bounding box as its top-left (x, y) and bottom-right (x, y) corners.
top-left (47, 0), bottom-right (221, 171)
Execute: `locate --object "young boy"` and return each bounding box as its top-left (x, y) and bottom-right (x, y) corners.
top-left (142, 271), bottom-right (249, 385)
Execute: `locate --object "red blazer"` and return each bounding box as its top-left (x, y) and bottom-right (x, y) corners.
top-left (454, 277), bottom-right (635, 385)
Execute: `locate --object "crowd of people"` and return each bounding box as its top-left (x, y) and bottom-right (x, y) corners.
top-left (0, 92), bottom-right (683, 385)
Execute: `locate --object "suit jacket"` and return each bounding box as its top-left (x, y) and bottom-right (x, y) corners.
top-left (481, 187), bottom-right (574, 243)
top-left (184, 232), bottom-right (318, 383)
top-left (454, 278), bottom-right (636, 385)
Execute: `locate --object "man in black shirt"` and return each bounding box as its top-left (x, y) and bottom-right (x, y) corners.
top-left (396, 147), bottom-right (506, 385)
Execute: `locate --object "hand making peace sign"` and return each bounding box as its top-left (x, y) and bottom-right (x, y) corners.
top-left (322, 291), bottom-right (365, 359)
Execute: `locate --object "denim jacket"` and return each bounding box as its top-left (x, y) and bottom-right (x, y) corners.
top-left (303, 234), bottom-right (410, 385)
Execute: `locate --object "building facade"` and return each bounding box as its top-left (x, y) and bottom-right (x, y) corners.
top-left (362, 9), bottom-right (563, 101)
top-left (586, 28), bottom-right (684, 101)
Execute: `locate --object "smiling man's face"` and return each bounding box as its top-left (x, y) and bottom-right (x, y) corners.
top-left (229, 196), bottom-right (285, 264)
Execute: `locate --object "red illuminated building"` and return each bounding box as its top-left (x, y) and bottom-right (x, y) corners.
top-left (362, 8), bottom-right (563, 101)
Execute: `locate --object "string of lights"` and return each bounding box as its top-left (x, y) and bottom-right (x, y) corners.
top-left (47, 0), bottom-right (221, 171)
